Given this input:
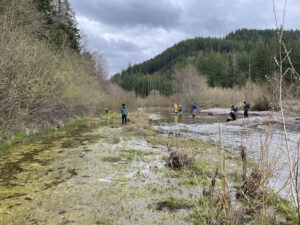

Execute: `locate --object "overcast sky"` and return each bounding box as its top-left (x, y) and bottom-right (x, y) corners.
top-left (69, 0), bottom-right (300, 76)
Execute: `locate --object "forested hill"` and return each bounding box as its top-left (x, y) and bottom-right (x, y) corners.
top-left (111, 29), bottom-right (300, 96)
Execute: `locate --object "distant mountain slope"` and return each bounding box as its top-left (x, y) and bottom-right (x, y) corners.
top-left (111, 29), bottom-right (300, 96)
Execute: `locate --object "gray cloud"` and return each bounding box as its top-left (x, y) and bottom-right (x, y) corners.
top-left (69, 0), bottom-right (300, 75)
top-left (84, 30), bottom-right (144, 74)
top-left (71, 0), bottom-right (181, 29)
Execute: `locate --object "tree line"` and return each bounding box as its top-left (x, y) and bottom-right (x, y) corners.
top-left (111, 29), bottom-right (300, 96)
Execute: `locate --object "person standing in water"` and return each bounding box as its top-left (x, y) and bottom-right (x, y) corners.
top-left (121, 104), bottom-right (128, 124)
top-left (192, 103), bottom-right (197, 117)
top-left (243, 101), bottom-right (250, 118)
top-left (178, 104), bottom-right (183, 117)
top-left (173, 103), bottom-right (178, 115)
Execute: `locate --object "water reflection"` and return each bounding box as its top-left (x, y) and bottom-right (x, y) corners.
top-left (174, 116), bottom-right (178, 124)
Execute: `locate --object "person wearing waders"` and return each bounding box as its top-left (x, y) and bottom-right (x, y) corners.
top-left (121, 104), bottom-right (128, 124)
top-left (192, 103), bottom-right (197, 117)
top-left (243, 101), bottom-right (250, 118)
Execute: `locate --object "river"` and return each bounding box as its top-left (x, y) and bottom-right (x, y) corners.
top-left (146, 107), bottom-right (300, 193)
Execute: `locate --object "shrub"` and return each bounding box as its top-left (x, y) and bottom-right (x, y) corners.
top-left (252, 97), bottom-right (272, 111)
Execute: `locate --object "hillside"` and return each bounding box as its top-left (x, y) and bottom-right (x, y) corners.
top-left (111, 29), bottom-right (300, 96)
top-left (0, 0), bottom-right (110, 137)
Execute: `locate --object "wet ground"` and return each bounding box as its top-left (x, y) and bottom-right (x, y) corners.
top-left (0, 110), bottom-right (298, 224)
top-left (0, 114), bottom-right (247, 225)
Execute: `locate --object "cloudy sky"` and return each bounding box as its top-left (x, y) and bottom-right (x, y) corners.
top-left (69, 0), bottom-right (300, 76)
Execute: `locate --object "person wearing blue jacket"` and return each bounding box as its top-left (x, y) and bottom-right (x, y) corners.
top-left (192, 103), bottom-right (197, 117)
top-left (121, 104), bottom-right (128, 124)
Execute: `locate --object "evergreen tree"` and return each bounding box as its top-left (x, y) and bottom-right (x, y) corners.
top-left (111, 29), bottom-right (300, 96)
top-left (34, 0), bottom-right (80, 51)
top-left (251, 39), bottom-right (273, 81)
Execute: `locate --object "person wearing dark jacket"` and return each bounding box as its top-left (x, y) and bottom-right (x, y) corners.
top-left (243, 101), bottom-right (250, 118)
top-left (231, 105), bottom-right (238, 113)
top-left (227, 109), bottom-right (237, 122)
top-left (121, 104), bottom-right (128, 124)
top-left (231, 105), bottom-right (238, 119)
top-left (178, 105), bottom-right (183, 117)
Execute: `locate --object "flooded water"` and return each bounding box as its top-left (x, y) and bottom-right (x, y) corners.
top-left (146, 107), bottom-right (300, 192)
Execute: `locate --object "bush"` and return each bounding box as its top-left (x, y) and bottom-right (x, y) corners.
top-left (252, 97), bottom-right (272, 111)
top-left (0, 1), bottom-right (108, 137)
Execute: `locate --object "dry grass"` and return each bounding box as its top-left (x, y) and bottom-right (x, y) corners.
top-left (137, 65), bottom-right (266, 109)
top-left (136, 64), bottom-right (300, 111)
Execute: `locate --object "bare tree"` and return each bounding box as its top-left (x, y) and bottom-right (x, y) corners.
top-left (273, 0), bottom-right (300, 222)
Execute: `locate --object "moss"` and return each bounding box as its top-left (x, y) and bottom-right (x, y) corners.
top-left (155, 197), bottom-right (194, 211)
top-left (190, 160), bottom-right (217, 175)
top-left (119, 153), bottom-right (134, 162)
top-left (62, 118), bottom-right (91, 130)
top-left (178, 179), bottom-right (197, 186)
top-left (101, 156), bottom-right (122, 163)
top-left (96, 216), bottom-right (113, 225)
top-left (104, 112), bottom-right (118, 119)
top-left (0, 118), bottom-right (92, 156)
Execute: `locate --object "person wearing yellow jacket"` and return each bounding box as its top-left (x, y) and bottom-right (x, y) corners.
top-left (173, 103), bottom-right (178, 115)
